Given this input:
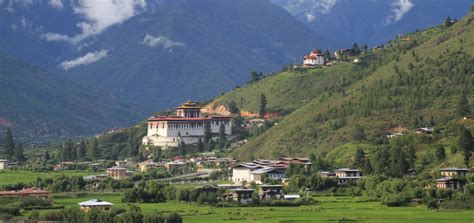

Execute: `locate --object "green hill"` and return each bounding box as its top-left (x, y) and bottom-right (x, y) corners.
top-left (210, 12), bottom-right (474, 162)
top-left (0, 53), bottom-right (146, 140)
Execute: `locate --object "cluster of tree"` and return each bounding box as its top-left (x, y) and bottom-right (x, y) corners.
top-left (1, 129), bottom-right (25, 162)
top-left (34, 175), bottom-right (86, 192)
top-left (58, 139), bottom-right (99, 161)
top-left (0, 196), bottom-right (52, 219)
top-left (248, 71), bottom-right (264, 84)
top-left (58, 206), bottom-right (182, 223)
top-left (122, 182), bottom-right (220, 206)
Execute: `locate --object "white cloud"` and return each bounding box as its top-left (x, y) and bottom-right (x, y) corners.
top-left (386, 0), bottom-right (414, 24)
top-left (60, 49), bottom-right (108, 70)
top-left (41, 32), bottom-right (70, 41)
top-left (140, 34), bottom-right (184, 48)
top-left (44, 0), bottom-right (146, 44)
top-left (48, 0), bottom-right (63, 10)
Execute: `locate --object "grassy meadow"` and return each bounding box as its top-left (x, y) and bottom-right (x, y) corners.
top-left (40, 193), bottom-right (474, 223)
top-left (0, 170), bottom-right (97, 186)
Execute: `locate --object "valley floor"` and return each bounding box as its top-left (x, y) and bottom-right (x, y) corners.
top-left (38, 192), bottom-right (474, 223)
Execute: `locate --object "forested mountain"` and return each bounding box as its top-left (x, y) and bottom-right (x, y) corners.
top-left (0, 52), bottom-right (145, 139)
top-left (0, 0), bottom-right (330, 113)
top-left (272, 0), bottom-right (473, 47)
top-left (210, 11), bottom-right (474, 161)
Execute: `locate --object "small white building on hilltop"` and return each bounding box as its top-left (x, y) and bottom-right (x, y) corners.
top-left (142, 100), bottom-right (232, 148)
top-left (303, 49), bottom-right (325, 67)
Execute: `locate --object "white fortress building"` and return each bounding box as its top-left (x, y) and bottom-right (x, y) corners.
top-left (303, 49), bottom-right (325, 67)
top-left (142, 100), bottom-right (232, 148)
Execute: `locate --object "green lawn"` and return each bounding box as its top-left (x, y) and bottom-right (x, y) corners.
top-left (0, 170), bottom-right (98, 186)
top-left (49, 193), bottom-right (474, 223)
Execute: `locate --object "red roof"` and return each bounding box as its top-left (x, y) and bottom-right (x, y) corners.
top-left (0, 188), bottom-right (51, 196)
top-left (148, 116), bottom-right (231, 122)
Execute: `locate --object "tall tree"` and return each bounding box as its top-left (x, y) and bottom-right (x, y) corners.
top-left (457, 91), bottom-right (471, 118)
top-left (127, 132), bottom-right (137, 157)
top-left (88, 138), bottom-right (99, 160)
top-left (196, 138), bottom-right (204, 153)
top-left (354, 148), bottom-right (366, 169)
top-left (204, 121), bottom-right (212, 147)
top-left (227, 100), bottom-right (239, 114)
top-left (77, 139), bottom-right (87, 159)
top-left (178, 141), bottom-right (186, 157)
top-left (153, 147), bottom-right (162, 162)
top-left (435, 145), bottom-right (446, 162)
top-left (3, 128), bottom-right (15, 157)
top-left (459, 127), bottom-right (473, 167)
top-left (259, 93), bottom-right (267, 118)
top-left (14, 141), bottom-right (25, 162)
top-left (218, 123), bottom-right (227, 149)
top-left (44, 151), bottom-right (51, 161)
top-left (351, 42), bottom-right (361, 55)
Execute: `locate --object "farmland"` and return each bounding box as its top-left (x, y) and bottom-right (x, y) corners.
top-left (0, 170), bottom-right (97, 186)
top-left (41, 192), bottom-right (474, 223)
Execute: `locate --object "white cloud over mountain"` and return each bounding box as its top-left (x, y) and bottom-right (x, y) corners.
top-left (60, 49), bottom-right (108, 70)
top-left (48, 0), bottom-right (63, 10)
top-left (43, 0), bottom-right (146, 44)
top-left (140, 34), bottom-right (185, 48)
top-left (386, 0), bottom-right (414, 24)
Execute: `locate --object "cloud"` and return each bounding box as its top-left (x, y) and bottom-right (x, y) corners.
top-left (386, 0), bottom-right (414, 24)
top-left (273, 0), bottom-right (337, 23)
top-left (41, 32), bottom-right (70, 42)
top-left (60, 49), bottom-right (108, 70)
top-left (44, 0), bottom-right (146, 44)
top-left (140, 34), bottom-right (184, 48)
top-left (48, 0), bottom-right (63, 10)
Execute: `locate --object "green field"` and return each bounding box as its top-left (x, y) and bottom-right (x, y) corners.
top-left (45, 193), bottom-right (474, 223)
top-left (0, 170), bottom-right (97, 186)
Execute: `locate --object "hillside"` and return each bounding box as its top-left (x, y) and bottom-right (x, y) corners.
top-left (209, 12), bottom-right (474, 161)
top-left (0, 52), bottom-right (145, 139)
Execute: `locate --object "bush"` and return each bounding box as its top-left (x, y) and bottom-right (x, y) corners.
top-left (427, 200), bottom-right (439, 209)
top-left (382, 194), bottom-right (408, 207)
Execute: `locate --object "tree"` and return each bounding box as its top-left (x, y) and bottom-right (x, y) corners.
top-left (457, 91), bottom-right (471, 118)
top-left (218, 123), bottom-right (226, 149)
top-left (3, 128), bottom-right (15, 157)
top-left (352, 125), bottom-right (366, 141)
top-left (196, 138), bottom-right (204, 153)
top-left (435, 145), bottom-right (446, 162)
top-left (89, 138), bottom-right (100, 160)
top-left (259, 93), bottom-right (267, 118)
top-left (127, 132), bottom-right (138, 157)
top-left (153, 147), bottom-right (162, 162)
top-left (444, 16), bottom-right (452, 27)
top-left (459, 127), bottom-right (473, 167)
top-left (144, 212), bottom-right (165, 223)
top-left (44, 151), bottom-right (51, 161)
top-left (64, 140), bottom-right (76, 161)
top-left (207, 139), bottom-right (215, 151)
top-left (204, 121), bottom-right (212, 147)
top-left (166, 212), bottom-right (182, 223)
top-left (14, 142), bottom-right (25, 162)
top-left (227, 100), bottom-right (239, 114)
top-left (364, 158), bottom-right (373, 174)
top-left (63, 208), bottom-right (84, 223)
top-left (354, 148), bottom-right (366, 169)
top-left (178, 141), bottom-right (186, 157)
top-left (77, 139), bottom-right (87, 159)
top-left (351, 43), bottom-right (361, 55)
top-left (249, 71), bottom-right (263, 83)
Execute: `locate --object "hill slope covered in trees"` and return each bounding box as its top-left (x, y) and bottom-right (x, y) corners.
top-left (210, 12), bottom-right (474, 165)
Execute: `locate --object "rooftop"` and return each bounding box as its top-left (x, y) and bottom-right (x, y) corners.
top-left (78, 199), bottom-right (113, 206)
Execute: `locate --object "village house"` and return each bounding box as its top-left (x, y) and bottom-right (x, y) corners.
top-left (436, 177), bottom-right (466, 190)
top-left (333, 49), bottom-right (351, 61)
top-left (142, 100), bottom-right (233, 148)
top-left (106, 167), bottom-right (129, 179)
top-left (0, 159), bottom-right (9, 170)
top-left (78, 199), bottom-right (113, 212)
top-left (283, 194), bottom-right (301, 201)
top-left (195, 185), bottom-right (219, 194)
top-left (230, 188), bottom-right (254, 204)
top-left (0, 188), bottom-right (52, 200)
top-left (83, 174), bottom-right (108, 189)
top-left (318, 171), bottom-right (336, 178)
top-left (232, 162), bottom-right (262, 183)
top-left (334, 168), bottom-right (363, 185)
top-left (439, 167), bottom-right (469, 178)
top-left (258, 185), bottom-right (283, 200)
top-left (303, 49), bottom-right (325, 67)
top-left (165, 160), bottom-right (188, 174)
top-left (386, 126), bottom-right (408, 138)
top-left (415, 127), bottom-right (434, 135)
top-left (277, 157), bottom-right (312, 171)
top-left (250, 167), bottom-right (286, 184)
top-left (138, 160), bottom-right (160, 172)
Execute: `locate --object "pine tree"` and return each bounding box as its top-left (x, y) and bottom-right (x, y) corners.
top-left (363, 158), bottom-right (373, 174)
top-left (89, 138), bottom-right (99, 160)
top-left (204, 121), bottom-right (212, 146)
top-left (127, 132), bottom-right (136, 157)
top-left (354, 148), bottom-right (366, 169)
top-left (14, 141), bottom-right (25, 162)
top-left (207, 139), bottom-right (215, 152)
top-left (153, 147), bottom-right (162, 162)
top-left (218, 123), bottom-right (226, 149)
top-left (435, 145), bottom-right (446, 162)
top-left (227, 100), bottom-right (239, 114)
top-left (259, 93), bottom-right (267, 118)
top-left (196, 138), bottom-right (204, 153)
top-left (3, 128), bottom-right (15, 157)
top-left (457, 91), bottom-right (471, 118)
top-left (459, 127), bottom-right (473, 167)
top-left (77, 139), bottom-right (87, 159)
top-left (44, 151), bottom-right (50, 161)
top-left (178, 141), bottom-right (186, 157)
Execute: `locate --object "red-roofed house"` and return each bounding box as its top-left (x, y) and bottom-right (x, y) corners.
top-left (304, 49), bottom-right (325, 67)
top-left (0, 188), bottom-right (52, 200)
